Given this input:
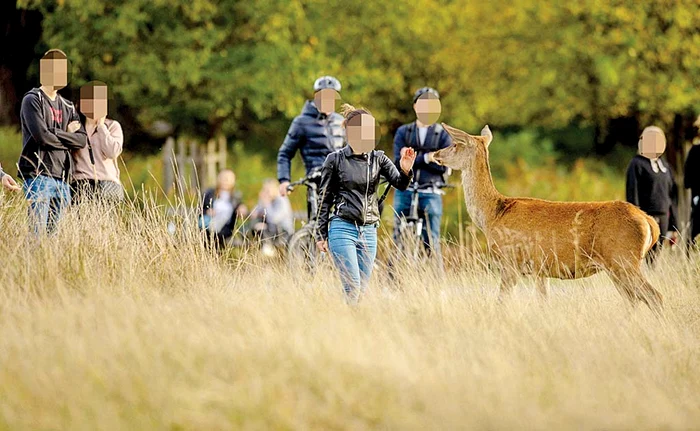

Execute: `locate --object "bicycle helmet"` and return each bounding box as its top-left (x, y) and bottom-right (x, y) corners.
top-left (413, 87), bottom-right (440, 103)
top-left (313, 76), bottom-right (342, 92)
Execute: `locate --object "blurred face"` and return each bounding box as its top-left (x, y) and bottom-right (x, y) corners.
top-left (314, 89), bottom-right (340, 115)
top-left (638, 127), bottom-right (666, 159)
top-left (217, 171), bottom-right (236, 191)
top-left (261, 182), bottom-right (279, 200)
top-left (39, 58), bottom-right (68, 90)
top-left (346, 114), bottom-right (377, 154)
top-left (414, 95), bottom-right (441, 125)
top-left (80, 85), bottom-right (108, 120)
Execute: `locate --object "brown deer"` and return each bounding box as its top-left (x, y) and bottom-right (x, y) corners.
top-left (433, 123), bottom-right (663, 310)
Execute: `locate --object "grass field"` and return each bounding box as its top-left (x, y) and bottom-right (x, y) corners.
top-left (1, 191), bottom-right (699, 430)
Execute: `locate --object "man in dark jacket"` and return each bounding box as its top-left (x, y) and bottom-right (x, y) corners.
top-left (277, 76), bottom-right (345, 219)
top-left (626, 126), bottom-right (678, 261)
top-left (684, 140), bottom-right (700, 247)
top-left (393, 87), bottom-right (452, 266)
top-left (19, 49), bottom-right (87, 234)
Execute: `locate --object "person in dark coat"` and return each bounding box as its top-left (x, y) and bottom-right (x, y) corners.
top-left (315, 104), bottom-right (416, 304)
top-left (626, 126), bottom-right (679, 262)
top-left (277, 76), bottom-right (345, 220)
top-left (684, 140), bottom-right (700, 248)
top-left (200, 169), bottom-right (248, 249)
top-left (392, 87), bottom-right (452, 268)
top-left (19, 49), bottom-right (87, 234)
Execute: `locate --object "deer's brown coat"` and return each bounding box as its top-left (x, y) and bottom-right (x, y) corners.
top-left (434, 124), bottom-right (662, 309)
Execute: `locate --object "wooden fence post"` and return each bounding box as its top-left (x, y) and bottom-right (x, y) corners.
top-left (189, 140), bottom-right (200, 189)
top-left (161, 135), bottom-right (228, 193)
top-left (162, 137), bottom-right (175, 194)
top-left (218, 135), bottom-right (227, 172)
top-left (175, 137), bottom-right (187, 193)
top-left (205, 138), bottom-right (216, 188)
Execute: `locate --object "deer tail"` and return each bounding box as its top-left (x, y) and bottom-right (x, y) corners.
top-left (641, 213), bottom-right (660, 257)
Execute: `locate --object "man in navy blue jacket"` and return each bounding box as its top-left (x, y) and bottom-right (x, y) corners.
top-left (393, 87), bottom-right (452, 265)
top-left (277, 76), bottom-right (345, 220)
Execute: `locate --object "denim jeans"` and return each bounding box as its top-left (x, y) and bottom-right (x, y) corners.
top-left (23, 175), bottom-right (72, 235)
top-left (393, 189), bottom-right (443, 261)
top-left (328, 217), bottom-right (378, 303)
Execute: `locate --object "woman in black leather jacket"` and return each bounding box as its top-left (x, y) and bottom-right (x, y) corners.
top-left (316, 104), bottom-right (416, 303)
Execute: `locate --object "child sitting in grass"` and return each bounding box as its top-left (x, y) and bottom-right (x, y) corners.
top-left (200, 169), bottom-right (248, 249)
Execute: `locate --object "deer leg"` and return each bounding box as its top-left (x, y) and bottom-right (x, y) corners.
top-left (608, 270), bottom-right (639, 306)
top-left (608, 268), bottom-right (663, 312)
top-left (634, 274), bottom-right (663, 313)
top-left (626, 274), bottom-right (663, 312)
top-left (535, 277), bottom-right (549, 298)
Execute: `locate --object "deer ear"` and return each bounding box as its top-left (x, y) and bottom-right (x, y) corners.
top-left (441, 122), bottom-right (473, 146)
top-left (481, 125), bottom-right (493, 146)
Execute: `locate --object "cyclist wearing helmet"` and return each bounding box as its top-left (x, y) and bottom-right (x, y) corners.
top-left (277, 76), bottom-right (345, 219)
top-left (393, 87), bottom-right (452, 266)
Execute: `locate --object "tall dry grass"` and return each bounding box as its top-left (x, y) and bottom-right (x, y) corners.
top-left (1, 191), bottom-right (699, 430)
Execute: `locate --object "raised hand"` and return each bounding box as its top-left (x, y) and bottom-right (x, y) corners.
top-left (400, 147), bottom-right (417, 175)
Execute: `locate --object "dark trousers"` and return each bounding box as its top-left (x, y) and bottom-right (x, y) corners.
top-left (690, 199), bottom-right (700, 248)
top-left (647, 214), bottom-right (668, 264)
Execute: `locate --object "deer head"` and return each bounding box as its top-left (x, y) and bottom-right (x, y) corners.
top-left (433, 123), bottom-right (493, 170)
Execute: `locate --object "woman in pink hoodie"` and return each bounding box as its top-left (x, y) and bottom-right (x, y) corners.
top-left (72, 81), bottom-right (124, 204)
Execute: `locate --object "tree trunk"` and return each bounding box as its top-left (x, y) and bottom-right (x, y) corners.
top-left (0, 6), bottom-right (43, 126)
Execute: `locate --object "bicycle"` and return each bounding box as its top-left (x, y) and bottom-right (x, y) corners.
top-left (285, 168), bottom-right (394, 271)
top-left (285, 168), bottom-right (324, 271)
top-left (393, 181), bottom-right (454, 263)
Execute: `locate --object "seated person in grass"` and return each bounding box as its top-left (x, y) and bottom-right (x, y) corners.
top-left (251, 179), bottom-right (294, 256)
top-left (200, 169), bottom-right (248, 248)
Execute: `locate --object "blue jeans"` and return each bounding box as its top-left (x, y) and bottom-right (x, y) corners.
top-left (393, 189), bottom-right (443, 258)
top-left (23, 175), bottom-right (71, 235)
top-left (328, 217), bottom-right (378, 302)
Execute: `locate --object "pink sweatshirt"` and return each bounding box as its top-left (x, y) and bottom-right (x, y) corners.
top-left (72, 119), bottom-right (123, 183)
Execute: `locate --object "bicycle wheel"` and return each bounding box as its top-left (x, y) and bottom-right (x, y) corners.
top-left (396, 220), bottom-right (424, 264)
top-left (287, 222), bottom-right (321, 272)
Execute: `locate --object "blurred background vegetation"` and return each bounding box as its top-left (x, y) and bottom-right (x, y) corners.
top-left (1, 0), bottom-right (699, 236)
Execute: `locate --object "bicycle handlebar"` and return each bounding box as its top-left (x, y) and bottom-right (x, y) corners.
top-left (407, 182), bottom-right (456, 191)
top-left (286, 169), bottom-right (322, 192)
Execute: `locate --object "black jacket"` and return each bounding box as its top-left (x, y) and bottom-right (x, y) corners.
top-left (626, 155), bottom-right (679, 230)
top-left (316, 146), bottom-right (413, 241)
top-left (277, 101), bottom-right (345, 183)
top-left (685, 144), bottom-right (700, 198)
top-left (393, 122), bottom-right (451, 186)
top-left (18, 88), bottom-right (87, 180)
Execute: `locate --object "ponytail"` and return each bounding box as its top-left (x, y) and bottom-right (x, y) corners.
top-left (340, 103), bottom-right (372, 127)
